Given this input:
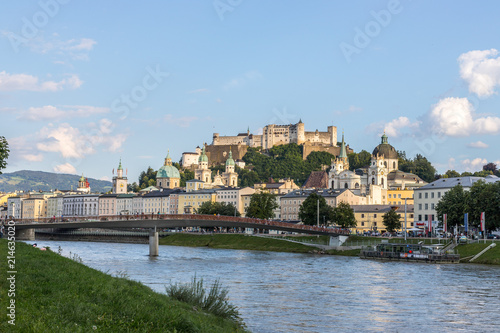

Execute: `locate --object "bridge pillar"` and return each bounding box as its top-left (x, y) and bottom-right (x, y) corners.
top-left (329, 235), bottom-right (348, 247)
top-left (149, 227), bottom-right (159, 256)
top-left (16, 228), bottom-right (35, 241)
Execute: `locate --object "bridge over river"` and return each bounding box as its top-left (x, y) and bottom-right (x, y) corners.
top-left (12, 214), bottom-right (350, 255)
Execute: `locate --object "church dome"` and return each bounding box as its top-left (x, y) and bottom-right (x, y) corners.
top-left (199, 145), bottom-right (208, 163)
top-left (372, 133), bottom-right (398, 159)
top-left (157, 164), bottom-right (180, 179)
top-left (225, 150), bottom-right (235, 166)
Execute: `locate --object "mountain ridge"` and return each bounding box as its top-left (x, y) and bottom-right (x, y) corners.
top-left (0, 170), bottom-right (112, 193)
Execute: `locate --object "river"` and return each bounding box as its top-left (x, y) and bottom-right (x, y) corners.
top-left (28, 240), bottom-right (500, 333)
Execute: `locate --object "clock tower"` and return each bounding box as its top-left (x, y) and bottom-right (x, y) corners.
top-left (112, 159), bottom-right (128, 194)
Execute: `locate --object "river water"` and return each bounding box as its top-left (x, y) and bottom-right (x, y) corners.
top-left (29, 240), bottom-right (500, 333)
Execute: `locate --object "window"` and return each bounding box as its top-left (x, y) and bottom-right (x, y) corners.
top-left (425, 193), bottom-right (428, 199)
top-left (361, 214), bottom-right (365, 218)
top-left (438, 192), bottom-right (441, 198)
top-left (361, 222), bottom-right (365, 226)
top-left (431, 203), bottom-right (435, 209)
top-left (424, 214), bottom-right (428, 221)
top-left (398, 194), bottom-right (401, 198)
top-left (419, 193), bottom-right (422, 199)
top-left (419, 204), bottom-right (422, 210)
top-left (425, 203), bottom-right (428, 210)
top-left (418, 214), bottom-right (422, 221)
top-left (374, 214), bottom-right (377, 218)
top-left (431, 192), bottom-right (434, 199)
top-left (388, 194), bottom-right (392, 198)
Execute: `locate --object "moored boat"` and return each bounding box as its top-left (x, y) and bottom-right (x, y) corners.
top-left (360, 242), bottom-right (460, 264)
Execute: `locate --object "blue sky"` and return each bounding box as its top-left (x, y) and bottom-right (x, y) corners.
top-left (1, 0), bottom-right (500, 183)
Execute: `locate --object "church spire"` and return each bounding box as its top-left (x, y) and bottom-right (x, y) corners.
top-left (164, 149), bottom-right (172, 166)
top-left (381, 131), bottom-right (388, 144)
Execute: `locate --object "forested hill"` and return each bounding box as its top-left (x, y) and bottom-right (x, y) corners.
top-left (0, 170), bottom-right (112, 193)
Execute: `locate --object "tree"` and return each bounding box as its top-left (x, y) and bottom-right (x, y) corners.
top-left (138, 167), bottom-right (157, 189)
top-left (444, 170), bottom-right (460, 178)
top-left (298, 192), bottom-right (332, 226)
top-left (468, 180), bottom-right (500, 233)
top-left (0, 136), bottom-right (9, 174)
top-left (382, 209), bottom-right (401, 232)
top-left (399, 154), bottom-right (436, 183)
top-left (348, 150), bottom-right (371, 170)
top-left (245, 192), bottom-right (278, 220)
top-left (196, 201), bottom-right (241, 217)
top-left (483, 162), bottom-right (497, 173)
top-left (435, 185), bottom-right (471, 230)
top-left (330, 202), bottom-right (356, 228)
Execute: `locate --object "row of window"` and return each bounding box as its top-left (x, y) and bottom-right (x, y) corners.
top-left (418, 203), bottom-right (435, 210)
top-left (418, 191), bottom-right (442, 199)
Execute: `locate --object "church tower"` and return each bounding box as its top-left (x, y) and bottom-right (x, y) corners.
top-left (77, 174), bottom-right (90, 193)
top-left (156, 151), bottom-right (180, 189)
top-left (222, 148), bottom-right (238, 187)
top-left (194, 145), bottom-right (212, 184)
top-left (331, 132), bottom-right (349, 175)
top-left (113, 159), bottom-right (128, 194)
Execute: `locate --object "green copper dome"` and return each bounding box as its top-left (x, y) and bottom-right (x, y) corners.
top-left (225, 150), bottom-right (235, 166)
top-left (199, 145), bottom-right (208, 163)
top-left (79, 174), bottom-right (85, 182)
top-left (157, 164), bottom-right (180, 179)
top-left (372, 133), bottom-right (398, 159)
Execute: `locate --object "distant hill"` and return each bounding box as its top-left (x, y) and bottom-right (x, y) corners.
top-left (0, 170), bottom-right (112, 193)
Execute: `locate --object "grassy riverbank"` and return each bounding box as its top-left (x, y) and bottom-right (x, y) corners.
top-left (456, 241), bottom-right (500, 265)
top-left (159, 233), bottom-right (317, 253)
top-left (0, 239), bottom-right (247, 332)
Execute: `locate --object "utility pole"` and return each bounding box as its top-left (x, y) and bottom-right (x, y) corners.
top-left (317, 199), bottom-right (319, 227)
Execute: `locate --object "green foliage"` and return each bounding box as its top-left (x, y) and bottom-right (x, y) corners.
top-left (137, 166), bottom-right (157, 190)
top-left (237, 167), bottom-right (261, 187)
top-left (435, 185), bottom-right (471, 229)
top-left (0, 136), bottom-right (9, 174)
top-left (180, 169), bottom-right (194, 187)
top-left (242, 144), bottom-right (334, 186)
top-left (472, 170), bottom-right (493, 177)
top-left (444, 170), bottom-right (461, 178)
top-left (331, 201), bottom-right (356, 228)
top-left (468, 181), bottom-right (500, 232)
top-left (197, 201), bottom-right (241, 217)
top-left (483, 162), bottom-right (497, 173)
top-left (245, 192), bottom-right (278, 219)
top-left (399, 153), bottom-right (436, 183)
top-left (348, 150), bottom-right (371, 170)
top-left (298, 192), bottom-right (333, 225)
top-left (382, 209), bottom-right (402, 232)
top-left (166, 276), bottom-right (241, 321)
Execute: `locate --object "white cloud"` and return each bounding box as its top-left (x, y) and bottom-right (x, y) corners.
top-left (467, 141), bottom-right (489, 149)
top-left (458, 49), bottom-right (500, 97)
top-left (21, 154), bottom-right (44, 162)
top-left (383, 116), bottom-right (420, 138)
top-left (461, 158), bottom-right (488, 172)
top-left (19, 105), bottom-right (109, 121)
top-left (429, 97), bottom-right (500, 136)
top-left (164, 114), bottom-right (198, 128)
top-left (53, 163), bottom-right (77, 174)
top-left (223, 71), bottom-right (262, 90)
top-left (36, 120), bottom-right (128, 159)
top-left (0, 71), bottom-right (82, 91)
top-left (334, 105), bottom-right (363, 116)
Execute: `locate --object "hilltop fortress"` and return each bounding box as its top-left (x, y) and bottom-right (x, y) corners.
top-left (182, 120), bottom-right (352, 167)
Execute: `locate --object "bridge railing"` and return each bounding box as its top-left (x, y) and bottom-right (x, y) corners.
top-left (9, 213), bottom-right (350, 235)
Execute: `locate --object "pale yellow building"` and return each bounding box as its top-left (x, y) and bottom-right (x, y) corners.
top-left (387, 189), bottom-right (414, 206)
top-left (351, 204), bottom-right (415, 234)
top-left (253, 178), bottom-right (299, 195)
top-left (178, 189), bottom-right (217, 214)
top-left (21, 198), bottom-right (47, 220)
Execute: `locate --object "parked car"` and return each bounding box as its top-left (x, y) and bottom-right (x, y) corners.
top-left (487, 234), bottom-right (500, 239)
top-left (459, 236), bottom-right (468, 244)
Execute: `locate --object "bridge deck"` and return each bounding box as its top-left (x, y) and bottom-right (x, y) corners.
top-left (12, 214), bottom-right (349, 236)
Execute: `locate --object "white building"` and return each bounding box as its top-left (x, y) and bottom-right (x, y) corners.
top-left (215, 186), bottom-right (255, 215)
top-left (47, 196), bottom-right (64, 218)
top-left (7, 197), bottom-right (23, 219)
top-left (63, 194), bottom-right (100, 217)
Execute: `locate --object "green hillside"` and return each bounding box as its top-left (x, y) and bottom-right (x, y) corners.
top-left (0, 170), bottom-right (112, 193)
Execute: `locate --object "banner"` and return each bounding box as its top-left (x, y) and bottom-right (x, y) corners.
top-left (464, 213), bottom-right (468, 232)
top-left (443, 214), bottom-right (447, 233)
top-left (480, 212), bottom-right (485, 232)
top-left (428, 215), bottom-right (432, 234)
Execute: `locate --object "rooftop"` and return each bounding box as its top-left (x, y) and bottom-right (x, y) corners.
top-left (416, 175), bottom-right (500, 190)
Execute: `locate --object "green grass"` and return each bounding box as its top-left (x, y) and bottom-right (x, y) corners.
top-left (0, 239), bottom-right (247, 332)
top-left (160, 234), bottom-right (317, 253)
top-left (456, 241), bottom-right (500, 265)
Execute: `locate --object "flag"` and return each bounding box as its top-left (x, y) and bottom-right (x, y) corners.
top-left (480, 212), bottom-right (485, 232)
top-left (428, 214), bottom-right (432, 233)
top-left (443, 214), bottom-right (447, 233)
top-left (126, 168), bottom-right (128, 176)
top-left (464, 213), bottom-right (468, 232)
top-left (112, 168), bottom-right (114, 175)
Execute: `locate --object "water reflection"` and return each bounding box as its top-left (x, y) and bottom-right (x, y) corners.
top-left (28, 241), bottom-right (500, 333)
